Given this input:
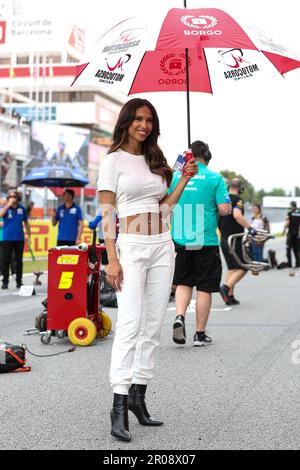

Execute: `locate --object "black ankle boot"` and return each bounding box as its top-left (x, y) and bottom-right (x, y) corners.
top-left (128, 384), bottom-right (163, 426)
top-left (110, 394), bottom-right (131, 441)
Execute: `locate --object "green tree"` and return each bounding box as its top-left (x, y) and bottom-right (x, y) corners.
top-left (266, 188), bottom-right (286, 197)
top-left (254, 189), bottom-right (266, 205)
top-left (220, 169), bottom-right (255, 203)
top-left (220, 170), bottom-right (287, 204)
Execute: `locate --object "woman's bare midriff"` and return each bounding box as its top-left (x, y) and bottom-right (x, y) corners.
top-left (119, 212), bottom-right (168, 235)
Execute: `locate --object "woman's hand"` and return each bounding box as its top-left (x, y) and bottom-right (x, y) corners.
top-left (106, 259), bottom-right (123, 292)
top-left (182, 157), bottom-right (198, 179)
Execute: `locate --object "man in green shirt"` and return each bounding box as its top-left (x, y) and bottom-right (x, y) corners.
top-left (170, 141), bottom-right (231, 347)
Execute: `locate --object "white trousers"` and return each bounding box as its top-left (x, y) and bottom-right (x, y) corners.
top-left (110, 232), bottom-right (175, 395)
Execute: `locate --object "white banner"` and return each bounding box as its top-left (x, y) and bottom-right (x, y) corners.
top-left (0, 0), bottom-right (86, 55)
top-left (2, 15), bottom-right (71, 53)
top-left (205, 47), bottom-right (282, 93)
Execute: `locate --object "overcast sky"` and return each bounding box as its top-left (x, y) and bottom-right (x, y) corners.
top-left (16, 0), bottom-right (300, 192)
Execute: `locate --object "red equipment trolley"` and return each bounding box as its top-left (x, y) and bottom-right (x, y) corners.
top-left (40, 244), bottom-right (112, 346)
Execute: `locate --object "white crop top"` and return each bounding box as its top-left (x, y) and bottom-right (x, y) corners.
top-left (97, 149), bottom-right (168, 218)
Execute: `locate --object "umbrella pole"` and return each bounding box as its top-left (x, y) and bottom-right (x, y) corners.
top-left (185, 48), bottom-right (191, 149)
top-left (183, 0), bottom-right (191, 148)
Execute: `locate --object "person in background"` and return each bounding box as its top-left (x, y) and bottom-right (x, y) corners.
top-left (0, 189), bottom-right (31, 289)
top-left (250, 203), bottom-right (270, 262)
top-left (26, 201), bottom-right (36, 219)
top-left (219, 179), bottom-right (256, 305)
top-left (282, 201), bottom-right (300, 268)
top-left (170, 140), bottom-right (231, 347)
top-left (51, 189), bottom-right (83, 246)
top-left (98, 98), bottom-right (197, 442)
top-left (49, 136), bottom-right (73, 168)
top-left (88, 209), bottom-right (108, 266)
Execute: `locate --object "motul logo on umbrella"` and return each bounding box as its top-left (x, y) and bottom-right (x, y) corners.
top-left (181, 15), bottom-right (222, 36)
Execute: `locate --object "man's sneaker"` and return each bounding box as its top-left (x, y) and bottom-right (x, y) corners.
top-left (172, 315), bottom-right (186, 344)
top-left (219, 284), bottom-right (230, 304)
top-left (193, 331), bottom-right (212, 347)
top-left (228, 295), bottom-right (240, 305)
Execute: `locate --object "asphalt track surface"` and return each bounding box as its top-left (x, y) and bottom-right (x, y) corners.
top-left (0, 238), bottom-right (299, 450)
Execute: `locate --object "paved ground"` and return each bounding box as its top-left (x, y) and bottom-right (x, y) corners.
top-left (0, 238), bottom-right (299, 450)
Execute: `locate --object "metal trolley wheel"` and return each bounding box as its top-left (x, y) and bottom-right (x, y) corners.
top-left (67, 317), bottom-right (97, 347)
top-left (55, 330), bottom-right (66, 339)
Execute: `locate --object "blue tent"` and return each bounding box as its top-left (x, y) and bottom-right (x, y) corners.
top-left (21, 165), bottom-right (89, 187)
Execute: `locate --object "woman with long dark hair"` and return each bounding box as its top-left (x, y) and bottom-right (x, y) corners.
top-left (98, 98), bottom-right (197, 442)
top-left (250, 203), bottom-right (270, 261)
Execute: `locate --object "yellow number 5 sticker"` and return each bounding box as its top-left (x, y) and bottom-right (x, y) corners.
top-left (58, 272), bottom-right (74, 289)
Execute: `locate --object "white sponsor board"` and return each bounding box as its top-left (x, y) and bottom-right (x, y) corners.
top-left (263, 196), bottom-right (300, 208)
top-left (205, 47), bottom-right (283, 93)
top-left (0, 15), bottom-right (64, 52)
top-left (0, 0), bottom-right (86, 55)
top-left (19, 285), bottom-right (36, 297)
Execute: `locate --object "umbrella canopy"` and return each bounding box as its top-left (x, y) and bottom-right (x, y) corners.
top-left (72, 8), bottom-right (300, 146)
top-left (21, 165), bottom-right (89, 188)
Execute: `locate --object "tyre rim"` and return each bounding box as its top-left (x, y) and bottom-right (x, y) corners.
top-left (74, 326), bottom-right (89, 340)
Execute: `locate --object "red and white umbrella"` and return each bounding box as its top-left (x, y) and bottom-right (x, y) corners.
top-left (72, 7), bottom-right (300, 146)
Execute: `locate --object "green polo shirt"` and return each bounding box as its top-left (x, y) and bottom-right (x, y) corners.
top-left (169, 162), bottom-right (230, 247)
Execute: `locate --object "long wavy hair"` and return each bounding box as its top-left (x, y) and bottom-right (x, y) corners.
top-left (108, 98), bottom-right (173, 187)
